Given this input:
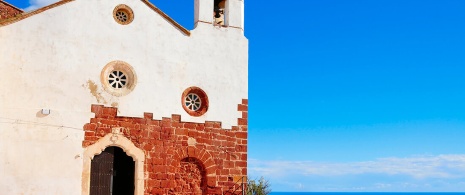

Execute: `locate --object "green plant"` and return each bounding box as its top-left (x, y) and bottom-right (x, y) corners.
top-left (247, 177), bottom-right (271, 195)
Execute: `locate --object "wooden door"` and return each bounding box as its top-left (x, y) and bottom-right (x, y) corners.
top-left (90, 147), bottom-right (115, 195)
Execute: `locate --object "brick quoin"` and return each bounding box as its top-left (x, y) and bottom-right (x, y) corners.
top-left (0, 0), bottom-right (22, 20)
top-left (83, 99), bottom-right (248, 195)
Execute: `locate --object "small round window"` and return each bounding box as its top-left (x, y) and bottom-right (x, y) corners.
top-left (108, 70), bottom-right (127, 89)
top-left (101, 61), bottom-right (137, 97)
top-left (182, 87), bottom-right (209, 117)
top-left (113, 4), bottom-right (134, 25)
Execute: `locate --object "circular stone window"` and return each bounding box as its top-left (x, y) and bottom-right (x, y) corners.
top-left (101, 61), bottom-right (137, 97)
top-left (182, 87), bottom-right (209, 117)
top-left (113, 4), bottom-right (134, 25)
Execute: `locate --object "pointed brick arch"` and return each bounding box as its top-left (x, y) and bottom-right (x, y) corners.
top-left (82, 130), bottom-right (145, 195)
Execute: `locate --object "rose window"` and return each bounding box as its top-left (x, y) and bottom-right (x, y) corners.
top-left (181, 87), bottom-right (209, 116)
top-left (108, 70), bottom-right (127, 89)
top-left (100, 60), bottom-right (137, 97)
top-left (185, 93), bottom-right (202, 111)
top-left (115, 10), bottom-right (129, 23)
top-left (113, 5), bottom-right (134, 25)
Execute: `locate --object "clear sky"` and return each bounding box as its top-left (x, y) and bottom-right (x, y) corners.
top-left (8, 0), bottom-right (465, 192)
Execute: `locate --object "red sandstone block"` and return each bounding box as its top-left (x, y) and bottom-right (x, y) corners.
top-left (162, 127), bottom-right (173, 134)
top-left (231, 126), bottom-right (239, 131)
top-left (237, 118), bottom-right (247, 126)
top-left (238, 104), bottom-right (248, 112)
top-left (221, 169), bottom-right (230, 175)
top-left (242, 99), bottom-right (248, 104)
top-left (103, 107), bottom-right (117, 117)
top-left (101, 119), bottom-right (118, 126)
top-left (144, 144), bottom-right (154, 151)
top-left (140, 124), bottom-right (153, 131)
top-left (175, 128), bottom-right (187, 136)
top-left (144, 112), bottom-right (153, 119)
top-left (207, 165), bottom-right (219, 174)
top-left (147, 120), bottom-right (160, 126)
top-left (152, 132), bottom-right (161, 140)
top-left (242, 111), bottom-right (248, 119)
top-left (204, 159), bottom-right (215, 168)
top-left (160, 180), bottom-right (169, 188)
top-left (157, 173), bottom-right (168, 180)
top-left (167, 166), bottom-right (176, 173)
top-left (148, 180), bottom-right (160, 188)
top-left (83, 123), bottom-right (97, 131)
top-left (91, 104), bottom-right (102, 114)
top-left (196, 124), bottom-right (205, 131)
top-left (149, 172), bottom-right (157, 179)
top-left (230, 169), bottom-right (241, 175)
top-left (235, 132), bottom-right (247, 139)
top-left (171, 114), bottom-right (181, 122)
top-left (241, 140), bottom-right (248, 144)
top-left (188, 129), bottom-right (198, 137)
top-left (161, 118), bottom-right (171, 127)
top-left (205, 121), bottom-right (214, 128)
top-left (240, 126), bottom-right (248, 132)
top-left (236, 145), bottom-right (247, 152)
top-left (86, 136), bottom-right (98, 141)
top-left (213, 122), bottom-right (222, 128)
top-left (150, 187), bottom-right (163, 195)
top-left (207, 176), bottom-right (217, 186)
top-left (187, 146), bottom-right (196, 157)
top-left (133, 118), bottom-right (146, 125)
top-left (240, 154), bottom-right (247, 161)
top-left (225, 161), bottom-right (235, 168)
top-left (84, 131), bottom-right (95, 136)
top-left (184, 122), bottom-right (197, 129)
top-left (235, 161), bottom-right (247, 167)
top-left (207, 187), bottom-right (222, 194)
top-left (242, 168), bottom-right (247, 175)
top-left (120, 121), bottom-right (136, 129)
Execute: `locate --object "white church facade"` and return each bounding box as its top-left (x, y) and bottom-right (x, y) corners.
top-left (0, 0), bottom-right (248, 194)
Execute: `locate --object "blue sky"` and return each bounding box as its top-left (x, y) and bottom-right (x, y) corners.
top-left (8, 0), bottom-right (465, 192)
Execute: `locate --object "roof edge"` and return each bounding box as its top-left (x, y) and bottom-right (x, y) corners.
top-left (140, 0), bottom-right (190, 36)
top-left (1, 0), bottom-right (191, 36)
top-left (0, 0), bottom-right (74, 27)
top-left (0, 0), bottom-right (24, 12)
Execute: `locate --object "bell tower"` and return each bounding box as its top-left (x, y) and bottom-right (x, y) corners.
top-left (195, 0), bottom-right (244, 30)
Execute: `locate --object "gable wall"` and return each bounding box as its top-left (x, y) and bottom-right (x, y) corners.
top-left (0, 0), bottom-right (247, 194)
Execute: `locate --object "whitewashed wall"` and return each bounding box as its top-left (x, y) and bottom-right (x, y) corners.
top-left (0, 0), bottom-right (247, 194)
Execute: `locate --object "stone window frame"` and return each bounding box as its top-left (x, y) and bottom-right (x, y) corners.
top-left (82, 128), bottom-right (145, 195)
top-left (100, 60), bottom-right (137, 97)
top-left (113, 4), bottom-right (134, 25)
top-left (181, 86), bottom-right (209, 117)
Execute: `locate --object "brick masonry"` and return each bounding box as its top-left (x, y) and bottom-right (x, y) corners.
top-left (0, 1), bottom-right (22, 20)
top-left (83, 99), bottom-right (248, 195)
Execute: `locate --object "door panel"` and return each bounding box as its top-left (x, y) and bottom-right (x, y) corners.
top-left (90, 147), bottom-right (114, 195)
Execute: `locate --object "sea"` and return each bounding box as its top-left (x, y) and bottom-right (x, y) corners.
top-left (269, 193), bottom-right (465, 195)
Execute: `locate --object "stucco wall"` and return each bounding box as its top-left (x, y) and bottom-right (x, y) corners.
top-left (0, 0), bottom-right (247, 194)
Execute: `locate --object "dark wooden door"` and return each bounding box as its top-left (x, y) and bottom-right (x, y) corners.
top-left (90, 147), bottom-right (115, 195)
top-left (90, 147), bottom-right (135, 195)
